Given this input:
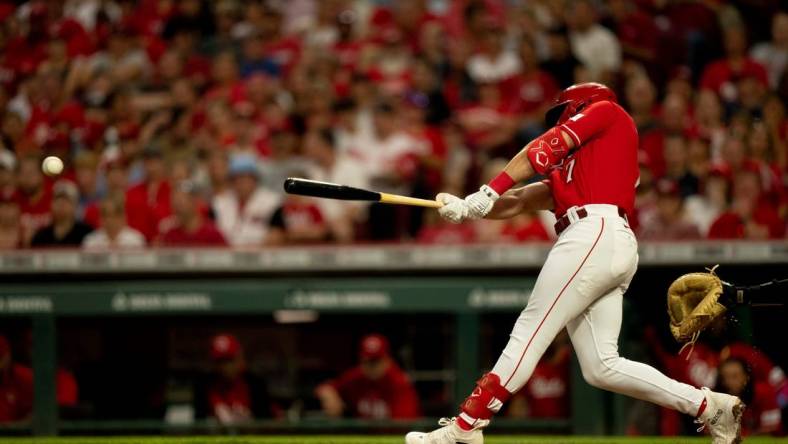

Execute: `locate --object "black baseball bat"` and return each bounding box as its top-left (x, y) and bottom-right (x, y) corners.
top-left (283, 178), bottom-right (443, 208)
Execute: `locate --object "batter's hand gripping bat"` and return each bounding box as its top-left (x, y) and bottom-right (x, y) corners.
top-left (284, 178), bottom-right (443, 208)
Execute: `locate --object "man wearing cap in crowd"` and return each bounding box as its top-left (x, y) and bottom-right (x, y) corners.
top-left (0, 334), bottom-right (33, 423)
top-left (157, 180), bottom-right (226, 247)
top-left (30, 180), bottom-right (93, 247)
top-left (315, 334), bottom-right (421, 419)
top-left (212, 154), bottom-right (280, 246)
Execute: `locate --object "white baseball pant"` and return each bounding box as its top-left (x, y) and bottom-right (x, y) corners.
top-left (491, 204), bottom-right (705, 415)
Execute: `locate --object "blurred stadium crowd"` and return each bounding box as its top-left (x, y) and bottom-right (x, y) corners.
top-left (0, 0), bottom-right (787, 249)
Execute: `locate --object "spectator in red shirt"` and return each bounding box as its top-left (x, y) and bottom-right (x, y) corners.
top-left (717, 358), bottom-right (783, 436)
top-left (607, 0), bottom-right (660, 73)
top-left (206, 333), bottom-right (254, 425)
top-left (457, 79), bottom-right (518, 154)
top-left (315, 334), bottom-right (421, 419)
top-left (507, 332), bottom-right (570, 419)
top-left (157, 181), bottom-right (226, 247)
top-left (638, 179), bottom-right (700, 240)
top-left (708, 169), bottom-right (785, 239)
top-left (261, 8), bottom-right (302, 76)
top-left (365, 26), bottom-right (414, 96)
top-left (638, 92), bottom-right (693, 179)
top-left (0, 335), bottom-right (33, 423)
top-left (16, 155), bottom-right (52, 246)
top-left (466, 20), bottom-right (521, 86)
top-left (700, 26), bottom-right (769, 104)
top-left (125, 145), bottom-right (171, 242)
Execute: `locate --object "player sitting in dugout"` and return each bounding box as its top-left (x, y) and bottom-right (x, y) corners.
top-left (315, 334), bottom-right (421, 419)
top-left (200, 333), bottom-right (276, 424)
top-left (717, 358), bottom-right (783, 436)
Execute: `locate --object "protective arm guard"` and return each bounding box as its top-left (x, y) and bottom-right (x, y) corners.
top-left (526, 127), bottom-right (571, 175)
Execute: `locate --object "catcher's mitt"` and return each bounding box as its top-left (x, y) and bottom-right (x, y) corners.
top-left (667, 270), bottom-right (728, 344)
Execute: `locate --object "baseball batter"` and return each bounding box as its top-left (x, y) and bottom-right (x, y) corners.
top-left (406, 83), bottom-right (744, 444)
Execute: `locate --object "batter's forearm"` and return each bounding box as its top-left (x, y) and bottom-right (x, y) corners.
top-left (486, 182), bottom-right (553, 219)
top-left (501, 142), bottom-right (538, 183)
top-left (468, 130), bottom-right (571, 221)
top-left (485, 189), bottom-right (526, 220)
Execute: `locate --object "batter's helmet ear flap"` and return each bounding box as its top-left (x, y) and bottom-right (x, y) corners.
top-left (545, 102), bottom-right (569, 127)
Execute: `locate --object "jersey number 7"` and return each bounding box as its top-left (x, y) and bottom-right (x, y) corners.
top-left (566, 158), bottom-right (576, 183)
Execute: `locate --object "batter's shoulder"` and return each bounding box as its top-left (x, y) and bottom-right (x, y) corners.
top-left (594, 100), bottom-right (637, 131)
top-left (586, 100), bottom-right (629, 120)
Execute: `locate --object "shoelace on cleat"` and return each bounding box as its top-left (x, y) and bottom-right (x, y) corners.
top-left (437, 417), bottom-right (455, 427)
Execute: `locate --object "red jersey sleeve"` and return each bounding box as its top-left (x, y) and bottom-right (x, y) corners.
top-left (558, 100), bottom-right (618, 147)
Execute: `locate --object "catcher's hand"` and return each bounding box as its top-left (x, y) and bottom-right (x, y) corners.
top-left (667, 271), bottom-right (729, 343)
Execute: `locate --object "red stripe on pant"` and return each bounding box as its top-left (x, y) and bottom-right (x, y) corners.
top-left (502, 218), bottom-right (605, 387)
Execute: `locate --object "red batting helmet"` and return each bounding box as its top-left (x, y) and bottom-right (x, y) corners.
top-left (545, 82), bottom-right (617, 127)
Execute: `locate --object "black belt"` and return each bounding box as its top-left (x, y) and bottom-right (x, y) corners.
top-left (554, 206), bottom-right (628, 235)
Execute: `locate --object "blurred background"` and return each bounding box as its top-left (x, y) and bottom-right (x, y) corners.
top-left (0, 0), bottom-right (786, 439)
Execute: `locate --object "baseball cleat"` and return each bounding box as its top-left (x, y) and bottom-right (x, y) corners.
top-left (405, 417), bottom-right (486, 444)
top-left (696, 387), bottom-right (745, 444)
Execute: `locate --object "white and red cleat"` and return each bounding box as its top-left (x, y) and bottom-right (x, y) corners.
top-left (696, 387), bottom-right (746, 444)
top-left (405, 417), bottom-right (486, 444)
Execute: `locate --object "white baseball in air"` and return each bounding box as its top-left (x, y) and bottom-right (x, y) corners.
top-left (42, 156), bottom-right (64, 176)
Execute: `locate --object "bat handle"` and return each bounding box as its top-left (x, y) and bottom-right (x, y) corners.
top-left (379, 193), bottom-right (444, 208)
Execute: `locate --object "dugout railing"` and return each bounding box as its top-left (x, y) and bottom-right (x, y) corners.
top-left (0, 240), bottom-right (785, 437)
